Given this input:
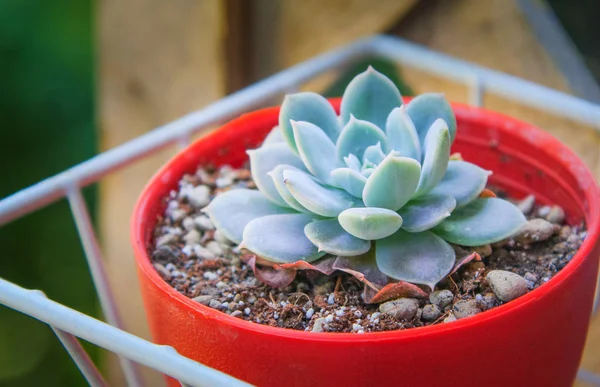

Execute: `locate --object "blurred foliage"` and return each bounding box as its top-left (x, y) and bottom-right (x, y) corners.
top-left (0, 0), bottom-right (98, 386)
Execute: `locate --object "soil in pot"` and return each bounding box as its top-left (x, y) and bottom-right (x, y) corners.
top-left (149, 163), bottom-right (586, 333)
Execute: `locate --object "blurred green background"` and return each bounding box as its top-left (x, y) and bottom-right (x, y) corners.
top-left (0, 1), bottom-right (98, 386)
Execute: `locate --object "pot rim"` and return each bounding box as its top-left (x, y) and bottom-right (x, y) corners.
top-left (131, 100), bottom-right (600, 342)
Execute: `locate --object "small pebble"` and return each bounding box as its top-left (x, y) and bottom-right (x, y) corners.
top-left (215, 176), bottom-right (234, 188)
top-left (244, 307), bottom-right (251, 315)
top-left (473, 244), bottom-right (492, 258)
top-left (230, 310), bottom-right (243, 318)
top-left (481, 293), bottom-right (497, 310)
top-left (216, 281), bottom-right (228, 289)
top-left (194, 216), bottom-right (214, 231)
top-left (514, 219), bottom-right (558, 244)
top-left (536, 205), bottom-right (551, 218)
top-left (421, 304), bottom-right (442, 322)
top-left (206, 241), bottom-right (224, 256)
top-left (183, 229), bottom-right (201, 245)
top-left (187, 185), bottom-right (211, 208)
top-left (311, 317), bottom-right (328, 332)
top-left (379, 298), bottom-right (419, 321)
top-left (517, 194), bottom-right (535, 215)
top-left (354, 310), bottom-right (362, 318)
top-left (193, 245), bottom-right (217, 259)
top-left (170, 208), bottom-right (187, 222)
top-left (327, 293), bottom-right (335, 305)
top-left (546, 205), bottom-right (565, 224)
top-left (486, 270), bottom-right (528, 302)
top-left (429, 290), bottom-right (454, 309)
top-left (214, 229), bottom-right (233, 246)
top-left (352, 323), bottom-right (363, 331)
top-left (220, 302), bottom-right (229, 310)
top-left (453, 299), bottom-right (481, 319)
top-left (209, 299), bottom-right (221, 309)
top-left (152, 245), bottom-right (180, 262)
top-left (325, 314), bottom-right (334, 323)
top-left (203, 272), bottom-right (218, 281)
top-left (153, 263), bottom-right (170, 278)
top-left (357, 330), bottom-right (365, 334)
top-left (305, 308), bottom-right (315, 319)
top-left (155, 233), bottom-right (177, 248)
top-left (443, 314), bottom-right (457, 323)
top-left (182, 216), bottom-right (196, 231)
top-left (335, 309), bottom-right (345, 317)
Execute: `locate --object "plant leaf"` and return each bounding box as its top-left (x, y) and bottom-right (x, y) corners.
top-left (344, 154), bottom-right (362, 172)
top-left (406, 93), bottom-right (457, 144)
top-left (203, 189), bottom-right (295, 244)
top-left (332, 250), bottom-right (388, 290)
top-left (263, 126), bottom-right (285, 145)
top-left (415, 119), bottom-right (450, 196)
top-left (248, 143), bottom-right (307, 207)
top-left (278, 256), bottom-right (337, 275)
top-left (376, 230), bottom-right (455, 290)
top-left (385, 106), bottom-right (421, 160)
top-left (363, 153), bottom-right (421, 211)
top-left (241, 213), bottom-right (326, 263)
top-left (433, 198), bottom-right (527, 246)
top-left (398, 194), bottom-right (456, 232)
top-left (291, 120), bottom-right (340, 184)
top-left (336, 116), bottom-right (388, 162)
top-left (429, 161), bottom-right (491, 207)
top-left (241, 254), bottom-right (296, 288)
top-left (329, 167), bottom-right (367, 198)
top-left (362, 142), bottom-right (386, 165)
top-left (364, 281), bottom-right (429, 304)
top-left (304, 218), bottom-right (371, 256)
top-left (338, 207), bottom-right (403, 240)
top-left (279, 92), bottom-right (341, 153)
top-left (340, 66), bottom-right (402, 130)
top-left (268, 164), bottom-right (308, 212)
top-left (284, 169), bottom-right (361, 217)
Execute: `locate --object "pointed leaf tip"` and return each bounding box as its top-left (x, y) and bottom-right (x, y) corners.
top-left (340, 67), bottom-right (403, 130)
top-left (279, 92), bottom-right (340, 153)
top-left (291, 120), bottom-right (340, 184)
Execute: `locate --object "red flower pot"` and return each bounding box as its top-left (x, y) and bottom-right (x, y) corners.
top-left (132, 99), bottom-right (600, 387)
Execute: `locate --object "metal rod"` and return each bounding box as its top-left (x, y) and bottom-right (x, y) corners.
top-left (3, 35), bottom-right (600, 227)
top-left (369, 35), bottom-right (600, 125)
top-left (51, 325), bottom-right (109, 387)
top-left (0, 278), bottom-right (252, 387)
top-left (66, 187), bottom-right (144, 387)
top-left (0, 38), bottom-right (373, 226)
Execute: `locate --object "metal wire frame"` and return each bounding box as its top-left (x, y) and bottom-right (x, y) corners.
top-left (0, 34), bottom-right (600, 386)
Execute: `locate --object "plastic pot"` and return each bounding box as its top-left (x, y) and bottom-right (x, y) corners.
top-left (132, 98), bottom-right (600, 387)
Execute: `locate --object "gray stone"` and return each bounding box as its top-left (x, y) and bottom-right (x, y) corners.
top-left (208, 299), bottom-right (221, 309)
top-left (188, 185), bottom-right (211, 208)
top-left (182, 216), bottom-right (196, 231)
top-left (311, 317), bottom-right (328, 332)
top-left (443, 314), bottom-right (457, 323)
top-left (193, 295), bottom-right (213, 306)
top-left (230, 310), bottom-right (243, 318)
top-left (421, 304), bottom-right (442, 322)
top-left (206, 241), bottom-right (224, 256)
top-left (155, 233), bottom-right (177, 248)
top-left (453, 299), bottom-right (481, 319)
top-left (194, 215), bottom-right (214, 231)
top-left (486, 270), bottom-right (528, 302)
top-left (546, 205), bottom-right (565, 224)
top-left (429, 289), bottom-right (454, 309)
top-left (183, 229), bottom-right (201, 245)
top-left (514, 219), bottom-right (558, 244)
top-left (516, 194), bottom-right (535, 215)
top-left (379, 298), bottom-right (419, 321)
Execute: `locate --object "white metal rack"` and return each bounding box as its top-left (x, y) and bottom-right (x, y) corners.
top-left (1, 35), bottom-right (599, 387)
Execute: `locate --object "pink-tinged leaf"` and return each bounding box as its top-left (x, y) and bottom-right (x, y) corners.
top-left (332, 253), bottom-right (387, 291)
top-left (241, 254), bottom-right (296, 288)
top-left (449, 248), bottom-right (482, 276)
top-left (363, 281), bottom-right (429, 304)
top-left (278, 256), bottom-right (337, 275)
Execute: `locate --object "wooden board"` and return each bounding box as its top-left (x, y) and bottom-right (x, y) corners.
top-left (98, 1), bottom-right (224, 385)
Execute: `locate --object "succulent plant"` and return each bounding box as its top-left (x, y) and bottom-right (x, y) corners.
top-left (205, 67), bottom-right (526, 291)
